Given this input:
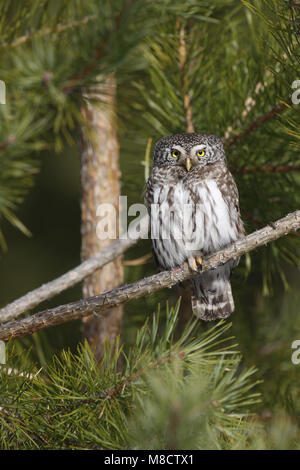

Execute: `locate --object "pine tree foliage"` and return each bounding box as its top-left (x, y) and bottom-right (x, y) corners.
top-left (1, 302), bottom-right (298, 449)
top-left (0, 0), bottom-right (199, 245)
top-left (0, 302), bottom-right (262, 450)
top-left (1, 0), bottom-right (300, 450)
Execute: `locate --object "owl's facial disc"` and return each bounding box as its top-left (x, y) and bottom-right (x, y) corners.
top-left (153, 133), bottom-right (226, 169)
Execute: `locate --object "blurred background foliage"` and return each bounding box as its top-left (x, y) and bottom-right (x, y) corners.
top-left (1, 0), bottom-right (300, 449)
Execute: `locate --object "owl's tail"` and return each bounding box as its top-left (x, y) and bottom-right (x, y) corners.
top-left (190, 269), bottom-right (235, 321)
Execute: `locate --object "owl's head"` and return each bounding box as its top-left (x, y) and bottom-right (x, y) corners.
top-left (153, 132), bottom-right (226, 171)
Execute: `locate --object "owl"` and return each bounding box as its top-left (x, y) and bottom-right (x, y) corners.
top-left (145, 132), bottom-right (245, 320)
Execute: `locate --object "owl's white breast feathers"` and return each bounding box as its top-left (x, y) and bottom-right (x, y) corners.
top-left (195, 179), bottom-right (239, 251)
top-left (149, 178), bottom-right (239, 269)
top-left (151, 181), bottom-right (190, 268)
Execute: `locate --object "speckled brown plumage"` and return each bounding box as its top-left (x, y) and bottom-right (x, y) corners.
top-left (145, 132), bottom-right (245, 320)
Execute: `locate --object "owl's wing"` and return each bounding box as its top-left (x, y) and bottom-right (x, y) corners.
top-left (144, 179), bottom-right (151, 213)
top-left (143, 175), bottom-right (163, 270)
top-left (216, 167), bottom-right (246, 237)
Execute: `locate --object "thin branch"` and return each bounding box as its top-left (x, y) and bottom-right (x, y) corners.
top-left (0, 215), bottom-right (149, 324)
top-left (1, 15), bottom-right (97, 49)
top-left (178, 21), bottom-right (195, 133)
top-left (0, 135), bottom-right (16, 152)
top-left (124, 253), bottom-right (152, 266)
top-left (223, 70), bottom-right (274, 140)
top-left (104, 350), bottom-right (186, 400)
top-left (63, 2), bottom-right (135, 94)
top-left (224, 100), bottom-right (292, 147)
top-left (0, 210), bottom-right (299, 341)
top-left (231, 164), bottom-right (300, 174)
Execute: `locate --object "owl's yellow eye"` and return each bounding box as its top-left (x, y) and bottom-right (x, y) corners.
top-left (171, 149), bottom-right (180, 158)
top-left (196, 149), bottom-right (206, 158)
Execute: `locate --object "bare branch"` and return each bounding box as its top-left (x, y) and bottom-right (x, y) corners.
top-left (0, 215), bottom-right (149, 324)
top-left (0, 210), bottom-right (299, 342)
top-left (124, 253), bottom-right (152, 266)
top-left (2, 161), bottom-right (299, 324)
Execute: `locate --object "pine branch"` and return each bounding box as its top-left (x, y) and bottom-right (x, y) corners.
top-left (0, 135), bottom-right (17, 153)
top-left (0, 215), bottom-right (148, 323)
top-left (105, 350), bottom-right (186, 401)
top-left (224, 100), bottom-right (292, 147)
top-left (178, 21), bottom-right (194, 133)
top-left (0, 15), bottom-right (97, 49)
top-left (0, 314), bottom-right (257, 450)
top-left (63, 1), bottom-right (135, 94)
top-left (0, 210), bottom-right (299, 341)
top-left (123, 253), bottom-right (152, 266)
top-left (231, 164), bottom-right (300, 174)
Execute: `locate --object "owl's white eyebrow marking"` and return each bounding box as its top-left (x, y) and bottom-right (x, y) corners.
top-left (171, 145), bottom-right (186, 152)
top-left (192, 144), bottom-right (206, 152)
top-left (164, 145), bottom-right (186, 158)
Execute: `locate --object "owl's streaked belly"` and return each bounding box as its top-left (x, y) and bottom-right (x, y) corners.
top-left (150, 180), bottom-right (239, 269)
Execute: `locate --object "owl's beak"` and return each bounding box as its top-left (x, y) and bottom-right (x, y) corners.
top-left (185, 157), bottom-right (192, 172)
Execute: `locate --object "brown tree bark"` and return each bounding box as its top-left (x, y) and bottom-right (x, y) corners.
top-left (80, 76), bottom-right (123, 360)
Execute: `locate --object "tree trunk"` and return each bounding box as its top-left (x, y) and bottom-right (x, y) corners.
top-left (80, 76), bottom-right (123, 360)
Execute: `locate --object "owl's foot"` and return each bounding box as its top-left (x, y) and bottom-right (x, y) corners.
top-left (187, 255), bottom-right (203, 272)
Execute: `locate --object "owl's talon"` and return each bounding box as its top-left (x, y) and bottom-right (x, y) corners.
top-left (188, 256), bottom-right (203, 272)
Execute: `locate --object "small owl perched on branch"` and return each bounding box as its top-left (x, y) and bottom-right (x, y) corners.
top-left (145, 133), bottom-right (245, 320)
